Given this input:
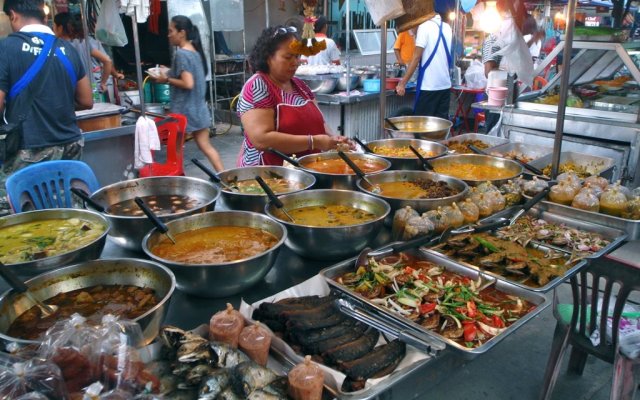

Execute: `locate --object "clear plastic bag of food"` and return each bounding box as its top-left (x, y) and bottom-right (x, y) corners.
top-left (402, 215), bottom-right (434, 240)
top-left (423, 208), bottom-right (450, 233)
top-left (600, 186), bottom-right (629, 217)
top-left (459, 198), bottom-right (480, 224)
top-left (485, 191), bottom-right (506, 212)
top-left (391, 206), bottom-right (419, 241)
top-left (499, 180), bottom-right (522, 206)
top-left (571, 188), bottom-right (600, 212)
top-left (0, 356), bottom-right (68, 400)
top-left (584, 175), bottom-right (609, 190)
top-left (469, 192), bottom-right (494, 217)
top-left (549, 181), bottom-right (578, 206)
top-left (522, 176), bottom-right (548, 196)
top-left (474, 181), bottom-right (500, 194)
top-left (622, 196), bottom-right (640, 220)
top-left (442, 203), bottom-right (464, 228)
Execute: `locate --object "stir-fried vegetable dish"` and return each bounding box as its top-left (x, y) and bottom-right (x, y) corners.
top-left (335, 253), bottom-right (535, 348)
top-left (371, 145), bottom-right (438, 159)
top-left (446, 140), bottom-right (489, 154)
top-left (0, 218), bottom-right (106, 264)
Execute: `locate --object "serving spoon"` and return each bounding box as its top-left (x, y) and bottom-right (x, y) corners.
top-left (70, 188), bottom-right (105, 212)
top-left (468, 144), bottom-right (544, 176)
top-left (254, 176), bottom-right (296, 223)
top-left (384, 117), bottom-right (401, 131)
top-left (352, 136), bottom-right (373, 153)
top-left (337, 151), bottom-right (382, 194)
top-left (267, 148), bottom-right (301, 167)
top-left (134, 197), bottom-right (177, 245)
top-left (0, 262), bottom-right (58, 317)
top-left (408, 145), bottom-right (434, 171)
top-left (191, 158), bottom-right (238, 192)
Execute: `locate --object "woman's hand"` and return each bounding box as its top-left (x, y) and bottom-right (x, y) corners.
top-left (314, 135), bottom-right (354, 152)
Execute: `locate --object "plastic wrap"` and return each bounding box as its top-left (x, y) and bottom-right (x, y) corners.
top-left (442, 203), bottom-right (464, 228)
top-left (288, 355), bottom-right (324, 400)
top-left (571, 189), bottom-right (600, 212)
top-left (469, 192), bottom-right (494, 217)
top-left (600, 187), bottom-right (628, 217)
top-left (458, 198), bottom-right (480, 224)
top-left (392, 206), bottom-right (420, 241)
top-left (499, 180), bottom-right (522, 206)
top-left (549, 181), bottom-right (578, 206)
top-left (522, 176), bottom-right (548, 196)
top-left (621, 196), bottom-right (640, 220)
top-left (238, 323), bottom-right (271, 367)
top-left (0, 357), bottom-right (68, 400)
top-left (402, 215), bottom-right (434, 240)
top-left (423, 208), bottom-right (450, 233)
top-left (584, 175), bottom-right (609, 190)
top-left (209, 303), bottom-right (245, 348)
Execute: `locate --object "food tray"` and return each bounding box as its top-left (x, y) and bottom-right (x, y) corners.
top-left (590, 95), bottom-right (640, 113)
top-left (440, 133), bottom-right (510, 152)
top-left (485, 142), bottom-right (552, 163)
top-left (320, 249), bottom-right (548, 360)
top-left (481, 207), bottom-right (628, 259)
top-left (523, 198), bottom-right (640, 240)
top-left (527, 151), bottom-right (615, 181)
top-left (238, 275), bottom-right (433, 400)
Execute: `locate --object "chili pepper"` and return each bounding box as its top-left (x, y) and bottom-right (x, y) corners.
top-left (473, 236), bottom-right (500, 252)
top-left (420, 302), bottom-right (436, 315)
top-left (492, 315), bottom-right (505, 328)
top-left (404, 266), bottom-right (415, 275)
top-left (467, 300), bottom-right (478, 318)
top-left (463, 322), bottom-right (477, 342)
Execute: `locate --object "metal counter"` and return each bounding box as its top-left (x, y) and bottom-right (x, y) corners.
top-left (82, 124), bottom-right (137, 185)
top-left (316, 89), bottom-right (416, 142)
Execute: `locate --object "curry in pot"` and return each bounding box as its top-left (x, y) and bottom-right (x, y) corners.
top-left (433, 163), bottom-right (514, 181)
top-left (0, 218), bottom-right (106, 264)
top-left (107, 194), bottom-right (205, 216)
top-left (303, 158), bottom-right (385, 175)
top-left (225, 177), bottom-right (305, 194)
top-left (377, 180), bottom-right (460, 199)
top-left (279, 204), bottom-right (378, 227)
top-left (371, 145), bottom-right (438, 159)
top-left (8, 284), bottom-right (159, 340)
top-left (151, 226), bottom-right (279, 264)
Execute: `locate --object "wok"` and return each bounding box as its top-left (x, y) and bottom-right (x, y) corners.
top-left (264, 189), bottom-right (390, 260)
top-left (384, 116), bottom-right (452, 141)
top-left (428, 154), bottom-right (523, 187)
top-left (296, 152), bottom-right (391, 190)
top-left (0, 209), bottom-right (109, 276)
top-left (0, 258), bottom-right (175, 349)
top-left (142, 211), bottom-right (287, 297)
top-left (363, 138), bottom-right (449, 170)
top-left (217, 166), bottom-right (316, 213)
top-left (90, 176), bottom-right (220, 250)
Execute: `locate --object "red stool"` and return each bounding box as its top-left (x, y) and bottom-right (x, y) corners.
top-left (139, 113), bottom-right (187, 177)
top-left (473, 112), bottom-right (486, 132)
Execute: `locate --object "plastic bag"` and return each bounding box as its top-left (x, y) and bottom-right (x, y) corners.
top-left (363, 0), bottom-right (405, 26)
top-left (493, 17), bottom-right (534, 88)
top-left (0, 357), bottom-right (68, 400)
top-left (464, 60), bottom-right (487, 89)
top-left (95, 0), bottom-right (128, 47)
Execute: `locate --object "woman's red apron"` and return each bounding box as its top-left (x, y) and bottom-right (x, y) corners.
top-left (257, 72), bottom-right (325, 166)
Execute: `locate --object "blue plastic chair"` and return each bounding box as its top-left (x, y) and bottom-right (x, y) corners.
top-left (5, 160), bottom-right (100, 213)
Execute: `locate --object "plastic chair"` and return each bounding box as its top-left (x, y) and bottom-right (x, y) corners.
top-left (473, 112), bottom-right (486, 132)
top-left (138, 113), bottom-right (187, 177)
top-left (533, 76), bottom-right (548, 91)
top-left (5, 160), bottom-right (100, 213)
top-left (539, 254), bottom-right (640, 400)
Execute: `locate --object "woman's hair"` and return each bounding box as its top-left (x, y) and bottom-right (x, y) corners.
top-left (171, 15), bottom-right (208, 75)
top-left (248, 25), bottom-right (298, 74)
top-left (53, 12), bottom-right (83, 39)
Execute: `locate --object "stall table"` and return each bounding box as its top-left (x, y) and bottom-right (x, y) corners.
top-left (450, 85), bottom-right (485, 135)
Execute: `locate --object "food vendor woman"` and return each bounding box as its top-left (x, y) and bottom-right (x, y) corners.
top-left (236, 25), bottom-right (351, 166)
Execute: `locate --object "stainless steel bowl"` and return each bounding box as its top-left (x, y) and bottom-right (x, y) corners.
top-left (385, 116), bottom-right (453, 141)
top-left (0, 258), bottom-right (175, 349)
top-left (364, 138), bottom-right (449, 170)
top-left (336, 73), bottom-right (361, 91)
top-left (356, 171), bottom-right (469, 217)
top-left (296, 75), bottom-right (338, 94)
top-left (0, 209), bottom-right (109, 276)
top-left (91, 176), bottom-right (220, 250)
top-left (142, 211), bottom-right (287, 297)
top-left (296, 152), bottom-right (392, 190)
top-left (428, 154), bottom-right (523, 187)
top-left (217, 166), bottom-right (316, 213)
top-left (264, 189), bottom-right (390, 260)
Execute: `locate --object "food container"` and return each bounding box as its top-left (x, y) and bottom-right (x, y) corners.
top-left (486, 142), bottom-right (552, 164)
top-left (75, 103), bottom-right (126, 132)
top-left (264, 189), bottom-right (389, 260)
top-left (210, 303), bottom-right (245, 348)
top-left (336, 73), bottom-right (361, 91)
top-left (90, 176), bottom-right (220, 250)
top-left (296, 152), bottom-right (391, 190)
top-left (428, 154), bottom-right (523, 187)
top-left (288, 356), bottom-right (324, 400)
top-left (0, 258), bottom-right (175, 349)
top-left (142, 211), bottom-right (287, 297)
top-left (297, 75), bottom-right (339, 94)
top-left (363, 138), bottom-right (448, 170)
top-left (384, 116), bottom-right (452, 141)
top-left (527, 152), bottom-right (616, 181)
top-left (239, 323), bottom-right (272, 366)
top-left (320, 249), bottom-right (548, 359)
top-left (385, 78), bottom-right (401, 90)
top-left (441, 133), bottom-right (510, 154)
top-left (355, 170), bottom-right (468, 218)
top-left (363, 79), bottom-right (381, 93)
top-left (217, 166), bottom-right (316, 213)
top-left (0, 209), bottom-right (109, 276)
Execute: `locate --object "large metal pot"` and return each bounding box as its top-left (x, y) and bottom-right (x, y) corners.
top-left (385, 116), bottom-right (453, 141)
top-left (142, 211), bottom-right (287, 298)
top-left (90, 176), bottom-right (220, 250)
top-left (428, 154), bottom-right (523, 187)
top-left (336, 73), bottom-right (361, 91)
top-left (296, 75), bottom-right (338, 94)
top-left (264, 189), bottom-right (390, 260)
top-left (363, 138), bottom-right (449, 170)
top-left (296, 152), bottom-right (391, 190)
top-left (0, 258), bottom-right (175, 349)
top-left (356, 171), bottom-right (468, 218)
top-left (217, 166), bottom-right (316, 213)
top-left (0, 209), bottom-right (109, 276)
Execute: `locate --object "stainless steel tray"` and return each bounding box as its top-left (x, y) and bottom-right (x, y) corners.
top-left (440, 133), bottom-right (510, 153)
top-left (320, 249), bottom-right (548, 360)
top-left (481, 207), bottom-right (628, 259)
top-left (527, 151), bottom-right (616, 181)
top-left (523, 198), bottom-right (640, 240)
top-left (516, 101), bottom-right (638, 123)
top-left (485, 142), bottom-right (552, 163)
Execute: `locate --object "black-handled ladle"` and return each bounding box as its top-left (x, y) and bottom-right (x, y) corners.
top-left (254, 176), bottom-right (296, 223)
top-left (337, 151), bottom-right (381, 194)
top-left (408, 145), bottom-right (434, 171)
top-left (134, 197), bottom-right (177, 244)
top-left (384, 117), bottom-right (401, 131)
top-left (0, 262), bottom-right (58, 317)
top-left (267, 148), bottom-right (301, 167)
top-left (352, 136), bottom-right (373, 153)
top-left (70, 188), bottom-right (105, 212)
top-left (468, 144), bottom-right (544, 176)
top-left (191, 158), bottom-right (238, 192)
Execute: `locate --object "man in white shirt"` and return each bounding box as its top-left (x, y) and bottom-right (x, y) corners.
top-left (396, 13), bottom-right (452, 119)
top-left (300, 16), bottom-right (341, 66)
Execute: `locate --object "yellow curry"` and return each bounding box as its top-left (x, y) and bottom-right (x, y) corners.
top-left (281, 204), bottom-right (378, 227)
top-left (371, 146), bottom-right (437, 158)
top-left (434, 163), bottom-right (514, 181)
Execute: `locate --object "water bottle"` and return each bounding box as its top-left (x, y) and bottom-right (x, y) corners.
top-left (91, 82), bottom-right (102, 103)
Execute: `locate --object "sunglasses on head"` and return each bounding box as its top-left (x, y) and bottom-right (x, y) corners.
top-left (273, 26), bottom-right (297, 37)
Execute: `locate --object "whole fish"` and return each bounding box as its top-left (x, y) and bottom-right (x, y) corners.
top-left (210, 341), bottom-right (250, 368)
top-left (198, 369), bottom-right (230, 400)
top-left (231, 361), bottom-right (278, 397)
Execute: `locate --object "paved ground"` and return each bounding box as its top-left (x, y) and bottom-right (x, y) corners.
top-left (183, 123), bottom-right (625, 400)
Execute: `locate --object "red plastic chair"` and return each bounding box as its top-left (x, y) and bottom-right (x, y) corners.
top-left (533, 76), bottom-right (548, 91)
top-left (139, 113), bottom-right (187, 177)
top-left (473, 112), bottom-right (486, 132)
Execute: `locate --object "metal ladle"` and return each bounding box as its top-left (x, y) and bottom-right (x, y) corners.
top-left (408, 145), bottom-right (434, 171)
top-left (337, 151), bottom-right (381, 194)
top-left (254, 176), bottom-right (296, 223)
top-left (0, 262), bottom-right (58, 317)
top-left (134, 197), bottom-right (177, 244)
top-left (191, 158), bottom-right (238, 192)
